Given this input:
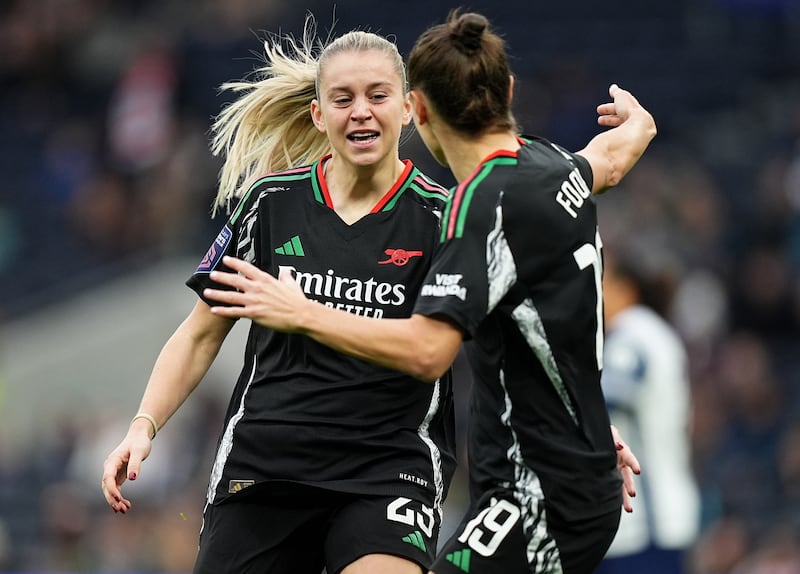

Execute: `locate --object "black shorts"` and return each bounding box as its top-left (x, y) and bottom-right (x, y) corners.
top-left (431, 488), bottom-right (620, 574)
top-left (193, 483), bottom-right (441, 574)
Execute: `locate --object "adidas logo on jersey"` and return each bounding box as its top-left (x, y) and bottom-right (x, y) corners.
top-left (275, 235), bottom-right (305, 256)
top-left (401, 530), bottom-right (427, 551)
top-left (445, 548), bottom-right (472, 572)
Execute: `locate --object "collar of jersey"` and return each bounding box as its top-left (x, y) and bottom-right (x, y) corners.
top-left (468, 136), bottom-right (526, 176)
top-left (458, 142), bottom-right (522, 191)
top-left (311, 154), bottom-right (415, 213)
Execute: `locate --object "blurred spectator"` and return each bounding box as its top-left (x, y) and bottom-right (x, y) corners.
top-left (107, 41), bottom-right (178, 175)
top-left (699, 333), bottom-right (789, 532)
top-left (595, 246), bottom-right (700, 574)
top-left (688, 517), bottom-right (751, 574)
top-left (732, 524), bottom-right (800, 574)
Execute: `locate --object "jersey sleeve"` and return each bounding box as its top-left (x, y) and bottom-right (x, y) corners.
top-left (554, 141), bottom-right (593, 191)
top-left (185, 190), bottom-right (259, 307)
top-left (412, 185), bottom-right (501, 337)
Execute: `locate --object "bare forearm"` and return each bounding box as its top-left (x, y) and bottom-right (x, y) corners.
top-left (294, 299), bottom-right (460, 382)
top-left (135, 303), bottom-right (232, 430)
top-left (589, 109), bottom-right (656, 191)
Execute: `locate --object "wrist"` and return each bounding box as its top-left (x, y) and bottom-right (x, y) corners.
top-left (294, 297), bottom-right (318, 335)
top-left (130, 412), bottom-right (159, 440)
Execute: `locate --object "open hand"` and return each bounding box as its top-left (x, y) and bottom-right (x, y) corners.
top-left (204, 256), bottom-right (311, 332)
top-left (611, 424), bottom-right (641, 513)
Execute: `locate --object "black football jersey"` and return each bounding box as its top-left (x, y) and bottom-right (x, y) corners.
top-left (413, 137), bottom-right (621, 523)
top-left (187, 156), bottom-right (457, 514)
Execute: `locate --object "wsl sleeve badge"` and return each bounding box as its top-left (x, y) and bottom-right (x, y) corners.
top-left (196, 225), bottom-right (233, 274)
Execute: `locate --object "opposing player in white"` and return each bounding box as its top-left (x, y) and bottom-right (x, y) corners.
top-left (596, 249), bottom-right (701, 574)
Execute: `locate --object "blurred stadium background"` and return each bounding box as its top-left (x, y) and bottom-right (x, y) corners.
top-left (1, 0), bottom-right (799, 571)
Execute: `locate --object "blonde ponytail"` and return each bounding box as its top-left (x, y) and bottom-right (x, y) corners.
top-left (210, 21), bottom-right (328, 215)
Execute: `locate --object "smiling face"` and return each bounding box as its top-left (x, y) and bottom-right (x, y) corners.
top-left (311, 49), bottom-right (411, 171)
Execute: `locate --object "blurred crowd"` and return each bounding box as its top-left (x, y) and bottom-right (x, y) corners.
top-left (1, 0), bottom-right (800, 571)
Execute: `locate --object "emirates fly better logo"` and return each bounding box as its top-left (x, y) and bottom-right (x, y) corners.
top-left (379, 248), bottom-right (423, 266)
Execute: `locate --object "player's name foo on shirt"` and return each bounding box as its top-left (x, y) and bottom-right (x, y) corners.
top-left (279, 264), bottom-right (406, 318)
top-left (555, 167), bottom-right (592, 219)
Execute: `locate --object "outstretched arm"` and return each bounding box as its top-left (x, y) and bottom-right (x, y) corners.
top-left (204, 256), bottom-right (463, 382)
top-left (101, 300), bottom-right (234, 513)
top-left (580, 84), bottom-right (657, 194)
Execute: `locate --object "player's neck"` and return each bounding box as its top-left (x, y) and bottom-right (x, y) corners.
top-left (324, 155), bottom-right (406, 224)
top-left (443, 131), bottom-right (520, 183)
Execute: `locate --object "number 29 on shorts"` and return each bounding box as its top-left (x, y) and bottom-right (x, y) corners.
top-left (457, 498), bottom-right (521, 557)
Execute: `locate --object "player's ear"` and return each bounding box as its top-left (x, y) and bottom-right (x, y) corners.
top-left (310, 99), bottom-right (326, 133)
top-left (409, 90), bottom-right (428, 125)
top-left (508, 75), bottom-right (515, 105)
top-left (401, 94), bottom-right (413, 127)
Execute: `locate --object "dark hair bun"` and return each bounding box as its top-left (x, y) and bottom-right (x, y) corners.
top-left (451, 12), bottom-right (488, 53)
